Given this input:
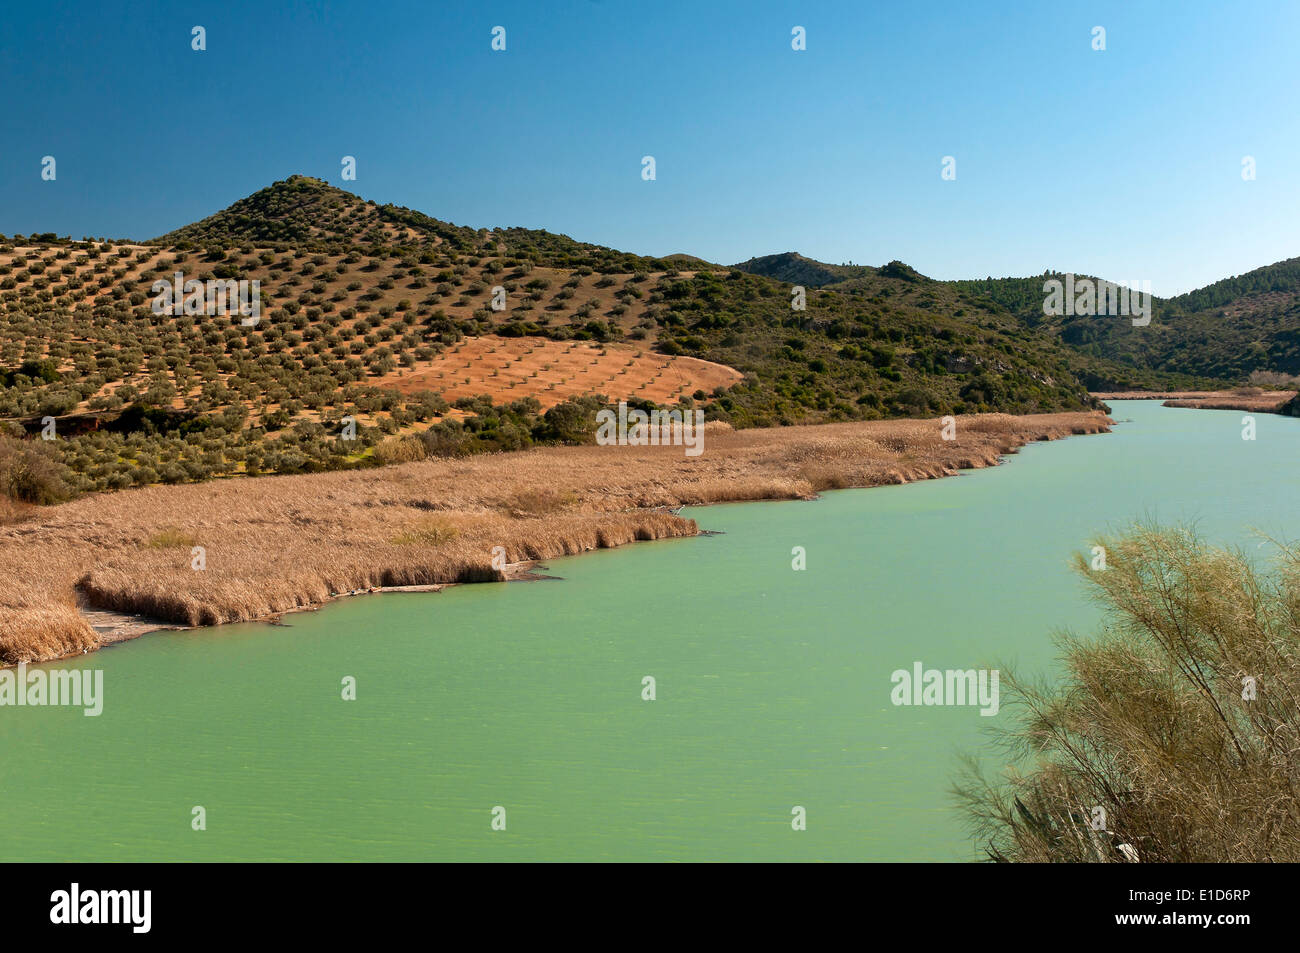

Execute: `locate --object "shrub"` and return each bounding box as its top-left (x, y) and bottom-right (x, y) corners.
top-left (540, 395), bottom-right (606, 444)
top-left (958, 524), bottom-right (1300, 862)
top-left (0, 435), bottom-right (74, 504)
top-left (390, 518), bottom-right (459, 546)
top-left (373, 435), bottom-right (428, 465)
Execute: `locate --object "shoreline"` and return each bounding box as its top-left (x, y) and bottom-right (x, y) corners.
top-left (2, 410), bottom-right (1112, 667)
top-left (65, 560), bottom-right (564, 662)
top-left (1092, 389), bottom-right (1297, 414)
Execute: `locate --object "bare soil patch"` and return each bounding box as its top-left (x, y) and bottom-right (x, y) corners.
top-left (375, 336), bottom-right (742, 408)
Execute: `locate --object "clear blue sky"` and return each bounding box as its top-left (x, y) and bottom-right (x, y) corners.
top-left (2, 0), bottom-right (1297, 295)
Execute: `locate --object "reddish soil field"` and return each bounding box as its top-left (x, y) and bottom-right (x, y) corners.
top-left (376, 336), bottom-right (743, 408)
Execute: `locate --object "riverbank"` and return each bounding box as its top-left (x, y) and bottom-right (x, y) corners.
top-left (0, 410), bottom-right (1111, 665)
top-left (1091, 389), bottom-right (1297, 413)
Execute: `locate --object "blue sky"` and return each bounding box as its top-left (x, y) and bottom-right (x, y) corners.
top-left (1, 0), bottom-right (1297, 295)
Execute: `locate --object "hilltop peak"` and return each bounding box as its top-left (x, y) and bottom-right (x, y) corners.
top-left (733, 252), bottom-right (917, 287)
top-left (152, 176), bottom-right (478, 250)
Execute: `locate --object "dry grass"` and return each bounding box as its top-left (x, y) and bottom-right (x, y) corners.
top-left (1162, 389), bottom-right (1296, 412)
top-left (0, 603), bottom-right (97, 663)
top-left (373, 435), bottom-right (429, 465)
top-left (504, 488), bottom-right (578, 517)
top-left (0, 495), bottom-right (36, 526)
top-left (1248, 370), bottom-right (1300, 389)
top-left (1092, 389), bottom-right (1298, 413)
top-left (0, 410), bottom-right (1110, 664)
top-left (145, 527), bottom-right (200, 548)
top-left (389, 517), bottom-right (461, 546)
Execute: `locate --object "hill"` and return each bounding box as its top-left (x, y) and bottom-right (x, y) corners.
top-left (738, 250), bottom-right (1300, 387)
top-left (949, 262), bottom-right (1300, 383)
top-left (732, 252), bottom-right (876, 287)
top-left (2, 177), bottom-right (1130, 501)
top-left (156, 175), bottom-right (672, 273)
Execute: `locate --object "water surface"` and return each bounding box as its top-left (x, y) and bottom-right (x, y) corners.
top-left (3, 401), bottom-right (1296, 860)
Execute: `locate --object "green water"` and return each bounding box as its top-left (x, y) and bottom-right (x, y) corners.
top-left (3, 401), bottom-right (1298, 861)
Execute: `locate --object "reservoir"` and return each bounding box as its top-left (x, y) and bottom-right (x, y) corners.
top-left (3, 401), bottom-right (1296, 860)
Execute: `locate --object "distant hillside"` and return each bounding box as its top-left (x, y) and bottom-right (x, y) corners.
top-left (662, 253), bottom-right (715, 267)
top-left (0, 176), bottom-right (1210, 503)
top-left (946, 274), bottom-right (1082, 329)
top-left (949, 263), bottom-right (1300, 381)
top-left (735, 257), bottom-right (1200, 391)
top-left (733, 252), bottom-right (876, 287)
top-left (154, 175), bottom-right (472, 248)
top-left (155, 175), bottom-right (676, 274)
top-left (758, 254), bottom-right (1300, 384)
top-left (1166, 257), bottom-right (1300, 313)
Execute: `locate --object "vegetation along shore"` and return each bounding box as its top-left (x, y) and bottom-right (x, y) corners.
top-left (10, 174), bottom-right (1299, 666)
top-left (0, 410), bottom-right (1110, 665)
top-left (1091, 388), bottom-right (1298, 414)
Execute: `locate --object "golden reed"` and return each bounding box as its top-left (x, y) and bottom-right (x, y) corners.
top-left (1, 411), bottom-right (1110, 664)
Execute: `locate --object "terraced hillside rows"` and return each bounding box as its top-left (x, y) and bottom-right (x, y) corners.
top-left (1, 175), bottom-right (1105, 502)
top-left (0, 238), bottom-right (739, 418)
top-left (377, 337), bottom-right (741, 410)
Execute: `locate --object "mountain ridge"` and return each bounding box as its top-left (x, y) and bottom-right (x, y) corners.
top-left (1, 175), bottom-right (1292, 500)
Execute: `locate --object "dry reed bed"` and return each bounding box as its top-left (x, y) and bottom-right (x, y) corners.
top-left (1093, 389), bottom-right (1297, 413)
top-left (1162, 393), bottom-right (1296, 412)
top-left (0, 410), bottom-right (1111, 664)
